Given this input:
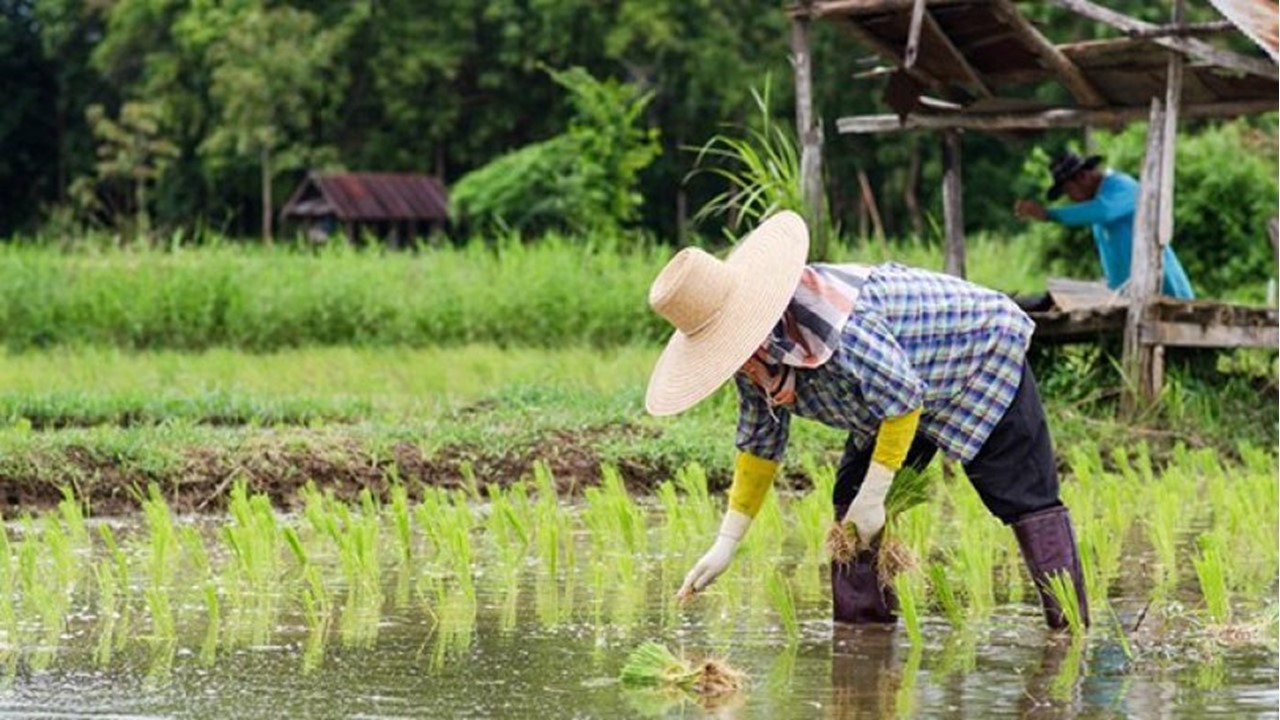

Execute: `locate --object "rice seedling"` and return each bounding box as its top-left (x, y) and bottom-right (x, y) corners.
top-left (1145, 482), bottom-right (1182, 597)
top-left (180, 526), bottom-right (220, 644)
top-left (486, 484), bottom-right (531, 573)
top-left (895, 644), bottom-right (924, 719)
top-left (743, 492), bottom-right (785, 561)
top-left (673, 462), bottom-right (719, 540)
top-left (532, 460), bottom-right (573, 575)
top-left (929, 562), bottom-right (965, 629)
top-left (895, 570), bottom-right (925, 647)
top-left (1191, 533), bottom-right (1230, 625)
top-left (793, 458), bottom-right (836, 565)
top-left (948, 484), bottom-right (998, 619)
top-left (92, 559), bottom-right (118, 667)
top-left (97, 523), bottom-right (133, 651)
top-left (764, 569), bottom-right (799, 642)
top-left (1048, 636), bottom-right (1086, 703)
top-left (415, 490), bottom-right (475, 596)
top-left (141, 484), bottom-right (177, 640)
top-left (388, 483), bottom-right (414, 563)
top-left (1045, 570), bottom-right (1086, 639)
top-left (0, 529), bottom-right (15, 643)
top-left (56, 486), bottom-right (90, 551)
top-left (619, 641), bottom-right (745, 697)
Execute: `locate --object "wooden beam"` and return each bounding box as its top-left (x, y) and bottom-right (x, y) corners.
top-left (830, 16), bottom-right (944, 90)
top-left (922, 9), bottom-right (994, 97)
top-left (1142, 321), bottom-right (1280, 348)
top-left (904, 0), bottom-right (927, 69)
top-left (834, 99), bottom-right (1275, 133)
top-left (989, 0), bottom-right (1108, 107)
top-left (1048, 0), bottom-right (1279, 80)
top-left (1128, 19), bottom-right (1237, 40)
top-left (809, 0), bottom-right (971, 18)
top-left (941, 129), bottom-right (966, 278)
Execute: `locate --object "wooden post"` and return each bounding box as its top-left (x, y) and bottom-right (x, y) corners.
top-left (792, 2), bottom-right (827, 259)
top-left (1123, 2), bottom-right (1186, 414)
top-left (1121, 100), bottom-right (1167, 416)
top-left (941, 130), bottom-right (966, 278)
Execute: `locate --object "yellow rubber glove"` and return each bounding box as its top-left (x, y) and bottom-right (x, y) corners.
top-left (871, 408), bottom-right (921, 471)
top-left (727, 451), bottom-right (779, 518)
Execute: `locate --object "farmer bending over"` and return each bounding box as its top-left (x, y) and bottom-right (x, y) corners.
top-left (1015, 151), bottom-right (1194, 299)
top-left (645, 211), bottom-right (1087, 629)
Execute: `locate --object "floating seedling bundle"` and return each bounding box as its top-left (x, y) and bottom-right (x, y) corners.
top-left (619, 641), bottom-right (745, 698)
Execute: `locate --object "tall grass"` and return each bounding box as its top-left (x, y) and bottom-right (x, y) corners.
top-left (0, 229), bottom-right (1074, 352)
top-left (0, 238), bottom-right (667, 351)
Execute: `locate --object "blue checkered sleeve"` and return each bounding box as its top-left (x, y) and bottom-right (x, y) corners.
top-left (734, 373), bottom-right (792, 461)
top-left (841, 310), bottom-right (925, 420)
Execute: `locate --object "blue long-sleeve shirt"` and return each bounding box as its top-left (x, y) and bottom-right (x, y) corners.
top-left (1046, 170), bottom-right (1194, 299)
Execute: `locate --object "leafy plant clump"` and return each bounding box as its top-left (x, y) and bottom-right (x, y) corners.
top-left (619, 641), bottom-right (745, 697)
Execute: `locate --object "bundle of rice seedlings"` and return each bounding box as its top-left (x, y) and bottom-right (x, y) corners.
top-left (826, 467), bottom-right (934, 585)
top-left (619, 641), bottom-right (745, 697)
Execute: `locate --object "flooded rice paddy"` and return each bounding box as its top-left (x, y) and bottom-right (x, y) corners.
top-left (0, 448), bottom-right (1275, 718)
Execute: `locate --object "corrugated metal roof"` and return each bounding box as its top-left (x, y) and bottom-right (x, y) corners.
top-left (283, 172), bottom-right (448, 222)
top-left (1207, 0), bottom-right (1279, 61)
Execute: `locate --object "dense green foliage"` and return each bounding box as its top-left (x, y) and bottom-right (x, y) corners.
top-left (5, 0), bottom-right (1273, 263)
top-left (451, 67), bottom-right (660, 235)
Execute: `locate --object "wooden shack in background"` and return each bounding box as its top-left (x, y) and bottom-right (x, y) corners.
top-left (281, 172), bottom-right (449, 246)
top-left (789, 0), bottom-right (1279, 412)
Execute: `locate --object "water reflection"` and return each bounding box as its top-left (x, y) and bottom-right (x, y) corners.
top-left (829, 624), bottom-right (902, 719)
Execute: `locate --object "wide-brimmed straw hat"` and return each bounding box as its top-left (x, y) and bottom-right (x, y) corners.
top-left (645, 211), bottom-right (809, 416)
top-left (1046, 151), bottom-right (1103, 200)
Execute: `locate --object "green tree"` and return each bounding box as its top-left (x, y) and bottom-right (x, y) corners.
top-left (451, 67), bottom-right (660, 237)
top-left (200, 4), bottom-right (355, 242)
top-left (76, 101), bottom-right (179, 238)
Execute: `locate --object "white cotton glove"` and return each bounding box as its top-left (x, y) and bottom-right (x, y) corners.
top-left (676, 509), bottom-right (752, 599)
top-left (841, 462), bottom-right (895, 549)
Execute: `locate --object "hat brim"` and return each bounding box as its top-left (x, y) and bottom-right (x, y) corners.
top-left (1046, 155), bottom-right (1103, 200)
top-left (645, 211), bottom-right (810, 416)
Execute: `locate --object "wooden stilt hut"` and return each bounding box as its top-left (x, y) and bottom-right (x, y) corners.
top-left (789, 0), bottom-right (1279, 412)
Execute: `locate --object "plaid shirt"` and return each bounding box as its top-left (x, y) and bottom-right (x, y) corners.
top-left (735, 263), bottom-right (1035, 463)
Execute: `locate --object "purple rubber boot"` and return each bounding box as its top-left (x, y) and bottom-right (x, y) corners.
top-left (831, 503), bottom-right (897, 625)
top-left (1012, 505), bottom-right (1090, 630)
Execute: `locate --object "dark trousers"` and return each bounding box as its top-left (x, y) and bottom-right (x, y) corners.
top-left (834, 363), bottom-right (1060, 524)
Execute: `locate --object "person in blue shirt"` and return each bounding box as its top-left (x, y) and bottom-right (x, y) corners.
top-left (1015, 152), bottom-right (1195, 299)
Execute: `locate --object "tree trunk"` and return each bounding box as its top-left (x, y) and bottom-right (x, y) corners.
top-left (262, 147), bottom-right (273, 245)
top-left (903, 138), bottom-right (923, 238)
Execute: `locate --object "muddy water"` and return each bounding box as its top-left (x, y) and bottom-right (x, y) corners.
top-left (0, 517), bottom-right (1274, 719)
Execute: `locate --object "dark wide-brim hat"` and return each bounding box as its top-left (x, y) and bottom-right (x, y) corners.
top-left (1046, 152), bottom-right (1103, 200)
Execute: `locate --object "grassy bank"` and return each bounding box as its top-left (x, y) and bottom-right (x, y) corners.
top-left (0, 345), bottom-right (1272, 514)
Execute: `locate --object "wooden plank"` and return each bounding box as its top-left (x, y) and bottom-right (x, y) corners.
top-left (988, 0), bottom-right (1108, 107)
top-left (1046, 277), bottom-right (1126, 312)
top-left (1142, 321), bottom-right (1280, 348)
top-left (834, 98), bottom-right (1275, 132)
top-left (1048, 0), bottom-right (1279, 80)
top-left (1157, 26), bottom-right (1184, 252)
top-left (941, 129), bottom-right (966, 277)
